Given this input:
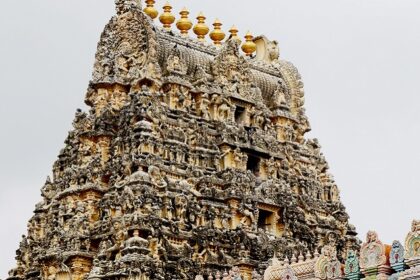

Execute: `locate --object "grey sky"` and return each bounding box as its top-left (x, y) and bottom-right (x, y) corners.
top-left (0, 0), bottom-right (419, 277)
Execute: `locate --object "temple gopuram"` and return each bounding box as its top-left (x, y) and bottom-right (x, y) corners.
top-left (5, 0), bottom-right (419, 280)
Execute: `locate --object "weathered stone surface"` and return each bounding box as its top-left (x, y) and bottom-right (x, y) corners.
top-left (6, 1), bottom-right (358, 279)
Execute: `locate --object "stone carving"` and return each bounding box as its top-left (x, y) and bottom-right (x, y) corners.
top-left (166, 45), bottom-right (188, 76)
top-left (398, 219), bottom-right (420, 279)
top-left (213, 39), bottom-right (262, 103)
top-left (254, 36), bottom-right (280, 64)
top-left (359, 231), bottom-right (386, 269)
top-left (390, 240), bottom-right (405, 266)
top-left (404, 219), bottom-right (420, 262)
top-left (278, 266), bottom-right (297, 280)
top-left (359, 231), bottom-right (392, 279)
top-left (344, 250), bottom-right (360, 280)
top-left (115, 0), bottom-right (142, 15)
top-left (389, 241), bottom-right (406, 279)
top-left (92, 0), bottom-right (159, 86)
top-left (314, 244), bottom-right (342, 280)
top-left (6, 1), bottom-right (358, 280)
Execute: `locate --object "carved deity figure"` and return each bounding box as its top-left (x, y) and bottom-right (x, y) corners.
top-left (272, 79), bottom-right (288, 108)
top-left (232, 148), bottom-right (247, 170)
top-left (265, 157), bottom-right (278, 179)
top-left (166, 46), bottom-right (187, 76)
top-left (239, 199), bottom-right (256, 229)
top-left (360, 231), bottom-right (387, 269)
top-left (404, 219), bottom-right (420, 261)
top-left (115, 42), bottom-right (135, 77)
top-left (196, 93), bottom-right (211, 120)
top-left (217, 97), bottom-right (232, 121)
top-left (390, 240), bottom-right (405, 265)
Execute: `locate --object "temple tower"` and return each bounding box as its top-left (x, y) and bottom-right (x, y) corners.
top-left (6, 1), bottom-right (358, 279)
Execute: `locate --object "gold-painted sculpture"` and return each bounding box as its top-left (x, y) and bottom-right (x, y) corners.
top-left (209, 19), bottom-right (226, 46)
top-left (229, 25), bottom-right (241, 42)
top-left (193, 12), bottom-right (209, 42)
top-left (143, 0), bottom-right (158, 19)
top-left (159, 2), bottom-right (175, 31)
top-left (176, 7), bottom-right (193, 36)
top-left (242, 31), bottom-right (257, 56)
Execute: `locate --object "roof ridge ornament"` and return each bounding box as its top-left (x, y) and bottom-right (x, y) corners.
top-left (159, 2), bottom-right (175, 31)
top-left (115, 0), bottom-right (142, 15)
top-left (143, 0), bottom-right (158, 19)
top-left (176, 7), bottom-right (193, 36)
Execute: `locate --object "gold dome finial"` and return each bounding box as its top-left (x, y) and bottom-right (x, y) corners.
top-left (176, 7), bottom-right (193, 36)
top-left (241, 31), bottom-right (257, 57)
top-left (159, 2), bottom-right (175, 31)
top-left (209, 19), bottom-right (226, 46)
top-left (193, 12), bottom-right (210, 42)
top-left (143, 0), bottom-right (158, 19)
top-left (229, 25), bottom-right (241, 42)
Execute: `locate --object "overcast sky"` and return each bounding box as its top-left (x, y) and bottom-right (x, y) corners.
top-left (0, 0), bottom-right (419, 277)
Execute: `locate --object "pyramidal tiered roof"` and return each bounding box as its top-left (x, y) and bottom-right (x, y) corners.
top-left (7, 1), bottom-right (359, 279)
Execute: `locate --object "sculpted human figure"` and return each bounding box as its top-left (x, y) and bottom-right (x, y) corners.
top-left (217, 97), bottom-right (232, 121)
top-left (107, 221), bottom-right (127, 260)
top-left (174, 195), bottom-right (188, 222)
top-left (193, 65), bottom-right (210, 88)
top-left (367, 230), bottom-right (377, 243)
top-left (249, 83), bottom-right (263, 101)
top-left (197, 93), bottom-right (211, 120)
top-left (149, 166), bottom-right (167, 189)
top-left (239, 199), bottom-right (256, 229)
top-left (250, 107), bottom-right (265, 128)
top-left (266, 157), bottom-right (278, 179)
top-left (115, 41), bottom-right (135, 78)
top-left (166, 51), bottom-right (187, 76)
top-left (121, 186), bottom-right (134, 211)
top-left (404, 219), bottom-right (420, 260)
top-left (233, 148), bottom-right (247, 170)
top-left (390, 240), bottom-right (405, 265)
top-left (272, 79), bottom-right (287, 108)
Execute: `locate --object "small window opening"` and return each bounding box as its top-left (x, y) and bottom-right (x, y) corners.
top-left (247, 154), bottom-right (261, 176)
top-left (234, 106), bottom-right (246, 124)
top-left (258, 209), bottom-right (273, 231)
top-left (325, 188), bottom-right (331, 201)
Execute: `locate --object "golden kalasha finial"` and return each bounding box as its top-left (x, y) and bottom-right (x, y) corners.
top-left (209, 19), bottom-right (226, 46)
top-left (193, 12), bottom-right (210, 42)
top-left (159, 2), bottom-right (175, 31)
top-left (143, 0), bottom-right (158, 19)
top-left (176, 7), bottom-right (193, 36)
top-left (229, 25), bottom-right (241, 42)
top-left (241, 31), bottom-right (257, 57)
